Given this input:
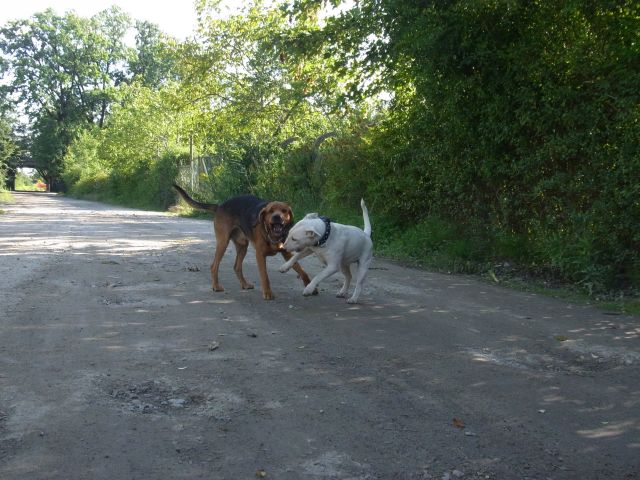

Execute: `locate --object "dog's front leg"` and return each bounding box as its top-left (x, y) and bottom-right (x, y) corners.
top-left (279, 249), bottom-right (312, 273)
top-left (255, 252), bottom-right (274, 300)
top-left (281, 250), bottom-right (318, 295)
top-left (303, 263), bottom-right (339, 296)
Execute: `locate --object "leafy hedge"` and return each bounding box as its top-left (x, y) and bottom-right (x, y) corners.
top-left (315, 0), bottom-right (640, 292)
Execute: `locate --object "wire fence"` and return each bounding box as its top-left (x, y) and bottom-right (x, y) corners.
top-left (176, 156), bottom-right (214, 196)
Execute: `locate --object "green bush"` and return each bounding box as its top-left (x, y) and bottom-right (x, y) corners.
top-left (68, 151), bottom-right (181, 210)
top-left (376, 216), bottom-right (489, 273)
top-left (324, 0), bottom-right (640, 294)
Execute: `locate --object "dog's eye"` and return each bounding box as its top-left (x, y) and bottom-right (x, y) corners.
top-left (291, 237), bottom-right (297, 242)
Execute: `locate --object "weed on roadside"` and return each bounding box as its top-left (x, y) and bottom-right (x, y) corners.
top-left (483, 264), bottom-right (640, 316)
top-left (0, 190), bottom-right (13, 204)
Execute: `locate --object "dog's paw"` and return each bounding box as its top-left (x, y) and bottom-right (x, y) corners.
top-left (212, 285), bottom-right (225, 292)
top-left (278, 264), bottom-right (291, 273)
top-left (241, 282), bottom-right (254, 290)
top-left (302, 286), bottom-right (316, 296)
top-left (336, 291), bottom-right (347, 298)
top-left (346, 297), bottom-right (359, 304)
top-left (262, 290), bottom-right (275, 300)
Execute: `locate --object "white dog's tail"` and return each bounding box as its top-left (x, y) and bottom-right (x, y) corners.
top-left (361, 199), bottom-right (371, 237)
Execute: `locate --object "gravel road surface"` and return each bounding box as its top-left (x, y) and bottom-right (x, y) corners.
top-left (1, 192), bottom-right (638, 479)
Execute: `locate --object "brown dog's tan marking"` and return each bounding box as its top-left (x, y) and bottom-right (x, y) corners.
top-left (173, 184), bottom-right (313, 300)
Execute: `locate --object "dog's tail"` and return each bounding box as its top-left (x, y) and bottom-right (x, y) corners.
top-left (173, 184), bottom-right (218, 213)
top-left (361, 199), bottom-right (371, 237)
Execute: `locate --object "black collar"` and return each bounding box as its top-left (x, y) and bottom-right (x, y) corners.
top-left (314, 216), bottom-right (332, 247)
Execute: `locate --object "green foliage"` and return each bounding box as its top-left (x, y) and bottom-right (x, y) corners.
top-left (0, 106), bottom-right (23, 191)
top-left (0, 10), bottom-right (113, 188)
top-left (0, 115), bottom-right (17, 189)
top-left (291, 0), bottom-right (639, 293)
top-left (130, 20), bottom-right (179, 88)
top-left (0, 8), bottom-right (134, 187)
top-left (377, 217), bottom-right (489, 274)
top-left (30, 114), bottom-right (77, 185)
top-left (64, 84), bottom-right (187, 209)
top-left (68, 149), bottom-right (181, 210)
top-left (0, 116), bottom-right (16, 166)
top-left (15, 171), bottom-right (45, 191)
top-left (2, 0), bottom-right (637, 296)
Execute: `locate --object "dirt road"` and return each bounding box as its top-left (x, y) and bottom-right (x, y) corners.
top-left (1, 192), bottom-right (638, 480)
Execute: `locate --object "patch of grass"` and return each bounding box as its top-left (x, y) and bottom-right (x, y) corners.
top-left (169, 201), bottom-right (211, 220)
top-left (375, 216), bottom-right (489, 274)
top-left (598, 299), bottom-right (640, 316)
top-left (482, 266), bottom-right (640, 316)
top-left (0, 190), bottom-right (13, 204)
top-left (367, 214), bottom-right (640, 317)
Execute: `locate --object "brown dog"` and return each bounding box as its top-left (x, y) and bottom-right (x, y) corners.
top-left (173, 184), bottom-right (313, 300)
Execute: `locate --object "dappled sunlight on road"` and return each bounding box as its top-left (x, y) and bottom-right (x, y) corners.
top-left (0, 194), bottom-right (218, 328)
top-left (0, 234), bottom-right (202, 256)
top-left (578, 420), bottom-right (638, 440)
top-left (0, 194), bottom-right (208, 258)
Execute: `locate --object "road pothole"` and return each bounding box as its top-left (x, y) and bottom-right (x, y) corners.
top-left (102, 379), bottom-right (205, 414)
top-left (98, 377), bottom-right (243, 419)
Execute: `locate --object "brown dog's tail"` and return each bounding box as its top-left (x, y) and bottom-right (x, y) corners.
top-left (173, 184), bottom-right (218, 213)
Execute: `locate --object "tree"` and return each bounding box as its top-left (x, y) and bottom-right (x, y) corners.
top-left (0, 92), bottom-right (19, 190)
top-left (0, 8), bottom-right (132, 189)
top-left (89, 7), bottom-right (133, 128)
top-left (129, 20), bottom-right (178, 88)
top-left (0, 114), bottom-right (18, 190)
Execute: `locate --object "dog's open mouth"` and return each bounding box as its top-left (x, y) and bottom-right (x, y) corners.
top-left (270, 223), bottom-right (285, 237)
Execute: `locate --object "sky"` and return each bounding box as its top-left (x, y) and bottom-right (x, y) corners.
top-left (0, 0), bottom-right (202, 40)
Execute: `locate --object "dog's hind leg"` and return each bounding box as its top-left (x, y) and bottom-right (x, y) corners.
top-left (337, 264), bottom-right (352, 298)
top-left (211, 228), bottom-right (230, 292)
top-left (347, 257), bottom-right (371, 304)
top-left (232, 239), bottom-right (254, 289)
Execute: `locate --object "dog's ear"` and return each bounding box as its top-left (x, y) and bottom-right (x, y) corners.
top-left (306, 224), bottom-right (324, 238)
top-left (259, 206), bottom-right (269, 225)
top-left (253, 207), bottom-right (267, 229)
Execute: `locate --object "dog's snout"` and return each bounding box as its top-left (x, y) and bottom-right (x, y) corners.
top-left (272, 213), bottom-right (282, 223)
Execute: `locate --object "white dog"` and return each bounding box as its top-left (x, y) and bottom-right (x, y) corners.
top-left (279, 199), bottom-right (373, 304)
